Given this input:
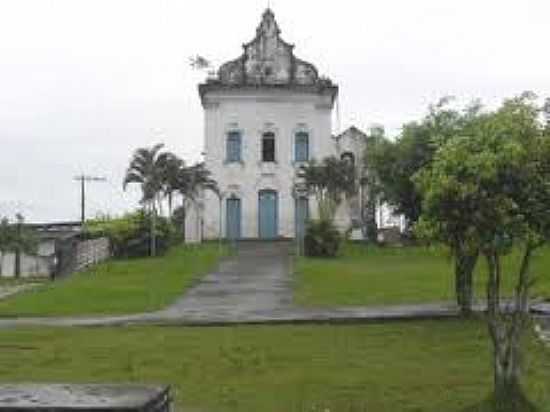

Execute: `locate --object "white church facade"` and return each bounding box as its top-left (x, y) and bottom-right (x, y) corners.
top-left (185, 9), bottom-right (402, 242)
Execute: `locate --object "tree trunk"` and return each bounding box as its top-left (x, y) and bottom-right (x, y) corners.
top-left (455, 248), bottom-right (478, 315)
top-left (150, 202), bottom-right (157, 257)
top-left (493, 339), bottom-right (523, 411)
top-left (14, 247), bottom-right (21, 278)
top-left (363, 187), bottom-right (378, 243)
top-left (157, 197), bottom-right (164, 217)
top-left (168, 192), bottom-right (173, 218)
top-left (485, 245), bottom-right (534, 412)
top-left (182, 205), bottom-right (186, 241)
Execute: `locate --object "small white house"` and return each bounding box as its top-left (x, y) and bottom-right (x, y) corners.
top-left (186, 9), bottom-right (401, 242)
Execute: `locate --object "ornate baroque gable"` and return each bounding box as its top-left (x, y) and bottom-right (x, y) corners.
top-left (217, 9), bottom-right (325, 87)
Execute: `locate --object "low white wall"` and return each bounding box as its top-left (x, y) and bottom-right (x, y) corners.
top-left (0, 237), bottom-right (111, 278)
top-left (0, 253), bottom-right (54, 278)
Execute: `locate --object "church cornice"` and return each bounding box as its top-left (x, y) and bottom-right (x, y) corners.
top-left (199, 8), bottom-right (337, 104)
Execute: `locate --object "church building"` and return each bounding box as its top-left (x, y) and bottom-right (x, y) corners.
top-left (186, 9), bottom-right (399, 242)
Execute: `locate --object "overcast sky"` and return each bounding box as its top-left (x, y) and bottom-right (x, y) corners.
top-left (1, 0), bottom-right (549, 222)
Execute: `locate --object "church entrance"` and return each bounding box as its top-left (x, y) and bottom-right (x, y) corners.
top-left (258, 190), bottom-right (278, 239)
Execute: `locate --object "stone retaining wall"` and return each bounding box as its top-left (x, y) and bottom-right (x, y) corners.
top-left (74, 237), bottom-right (110, 272)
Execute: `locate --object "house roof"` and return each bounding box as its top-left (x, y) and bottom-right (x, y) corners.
top-left (21, 222), bottom-right (82, 242)
top-left (198, 9), bottom-right (338, 102)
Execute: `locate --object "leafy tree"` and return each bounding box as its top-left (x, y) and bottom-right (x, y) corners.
top-left (123, 143), bottom-right (166, 256)
top-left (414, 92), bottom-right (550, 410)
top-left (367, 99), bottom-right (484, 314)
top-left (0, 215), bottom-right (37, 277)
top-left (366, 97), bottom-right (467, 226)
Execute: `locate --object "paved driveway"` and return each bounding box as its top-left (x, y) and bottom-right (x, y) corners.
top-left (155, 241), bottom-right (473, 324)
top-left (159, 241), bottom-right (295, 321)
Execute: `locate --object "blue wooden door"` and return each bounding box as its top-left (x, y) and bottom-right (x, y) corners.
top-left (295, 197), bottom-right (309, 239)
top-left (259, 190), bottom-right (278, 239)
top-left (226, 198), bottom-right (241, 240)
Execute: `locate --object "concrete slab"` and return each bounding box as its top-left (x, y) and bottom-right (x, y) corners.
top-left (0, 384), bottom-right (170, 411)
top-left (532, 302), bottom-right (550, 314)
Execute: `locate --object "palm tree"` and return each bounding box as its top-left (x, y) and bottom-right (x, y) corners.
top-left (123, 143), bottom-right (166, 257)
top-left (300, 156), bottom-right (356, 221)
top-left (180, 162), bottom-right (218, 201)
top-left (158, 152), bottom-right (184, 217)
top-left (176, 162), bottom-right (219, 240)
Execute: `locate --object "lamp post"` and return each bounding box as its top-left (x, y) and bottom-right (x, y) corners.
top-left (217, 190), bottom-right (225, 254)
top-left (293, 167), bottom-right (308, 257)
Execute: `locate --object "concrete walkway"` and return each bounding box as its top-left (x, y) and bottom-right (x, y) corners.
top-left (0, 283), bottom-right (41, 300)
top-left (0, 241), bottom-right (549, 329)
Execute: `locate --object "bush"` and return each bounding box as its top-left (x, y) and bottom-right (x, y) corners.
top-left (304, 219), bottom-right (342, 257)
top-left (84, 211), bottom-right (180, 258)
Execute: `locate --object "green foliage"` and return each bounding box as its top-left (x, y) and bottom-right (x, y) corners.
top-left (300, 156), bottom-right (356, 221)
top-left (366, 97), bottom-right (483, 227)
top-left (123, 143), bottom-right (166, 205)
top-left (414, 92), bottom-right (550, 253)
top-left (158, 151), bottom-right (184, 214)
top-left (0, 214), bottom-right (38, 256)
top-left (123, 143), bottom-right (218, 255)
top-left (304, 219), bottom-right (342, 257)
top-left (85, 210), bottom-right (178, 258)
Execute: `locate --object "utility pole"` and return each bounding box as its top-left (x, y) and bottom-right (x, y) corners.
top-left (73, 175), bottom-right (106, 224)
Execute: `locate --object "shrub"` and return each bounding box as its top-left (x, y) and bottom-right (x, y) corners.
top-left (304, 219), bottom-right (342, 257)
top-left (85, 211), bottom-right (180, 258)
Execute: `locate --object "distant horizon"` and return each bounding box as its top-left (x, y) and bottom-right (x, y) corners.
top-left (2, 0), bottom-right (549, 222)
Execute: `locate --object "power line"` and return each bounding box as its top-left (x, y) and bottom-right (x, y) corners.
top-left (73, 175), bottom-right (107, 224)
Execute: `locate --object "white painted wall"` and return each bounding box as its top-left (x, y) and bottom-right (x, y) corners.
top-left (199, 89), bottom-right (336, 240)
top-left (0, 240), bottom-right (55, 278)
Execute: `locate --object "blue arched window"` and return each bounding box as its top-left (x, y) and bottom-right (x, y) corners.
top-left (294, 131), bottom-right (309, 162)
top-left (226, 131), bottom-right (242, 162)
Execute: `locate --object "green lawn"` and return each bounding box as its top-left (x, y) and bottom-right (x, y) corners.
top-left (295, 244), bottom-right (550, 307)
top-left (0, 244), bottom-right (225, 317)
top-left (0, 321), bottom-right (548, 411)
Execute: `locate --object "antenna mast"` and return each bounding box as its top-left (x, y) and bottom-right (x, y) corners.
top-left (73, 174), bottom-right (107, 224)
